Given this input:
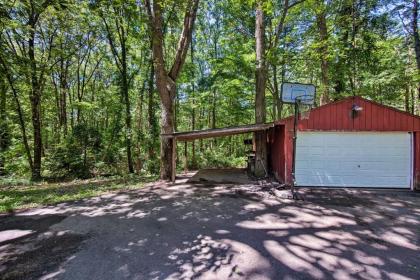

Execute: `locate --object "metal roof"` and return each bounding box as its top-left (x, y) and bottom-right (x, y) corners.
top-left (162, 122), bottom-right (276, 141)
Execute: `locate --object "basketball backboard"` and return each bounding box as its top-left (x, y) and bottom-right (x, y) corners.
top-left (281, 82), bottom-right (316, 105)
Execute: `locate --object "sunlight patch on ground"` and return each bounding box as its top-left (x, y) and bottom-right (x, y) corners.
top-left (0, 229), bottom-right (34, 243)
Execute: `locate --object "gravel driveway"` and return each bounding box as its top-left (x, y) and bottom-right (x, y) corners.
top-left (1, 177), bottom-right (419, 280)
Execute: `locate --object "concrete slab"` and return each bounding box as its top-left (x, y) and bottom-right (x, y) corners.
top-left (188, 168), bottom-right (256, 184)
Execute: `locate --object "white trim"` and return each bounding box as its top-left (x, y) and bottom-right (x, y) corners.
top-left (410, 132), bottom-right (414, 191)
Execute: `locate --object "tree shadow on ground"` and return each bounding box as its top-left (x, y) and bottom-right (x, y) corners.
top-left (0, 180), bottom-right (419, 280)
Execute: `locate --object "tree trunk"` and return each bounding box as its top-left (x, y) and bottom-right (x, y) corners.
top-left (144, 0), bottom-right (199, 180)
top-left (191, 37), bottom-right (197, 167)
top-left (159, 84), bottom-right (176, 179)
top-left (191, 128), bottom-right (195, 169)
top-left (413, 0), bottom-right (420, 70)
top-left (147, 59), bottom-right (159, 172)
top-left (211, 89), bottom-right (217, 129)
top-left (0, 77), bottom-right (8, 176)
top-left (254, 1), bottom-right (267, 177)
top-left (405, 84), bottom-right (410, 112)
top-left (191, 83), bottom-right (196, 168)
top-left (316, 6), bottom-right (330, 105)
top-left (101, 10), bottom-right (134, 173)
top-left (271, 64), bottom-right (283, 120)
top-left (59, 57), bottom-right (69, 136)
top-left (411, 85), bottom-right (415, 114)
top-left (121, 42), bottom-right (134, 173)
top-left (29, 25), bottom-right (42, 181)
top-left (51, 74), bottom-right (60, 142)
top-left (351, 0), bottom-right (358, 96)
top-left (135, 72), bottom-right (145, 172)
top-left (76, 53), bottom-right (82, 123)
top-left (30, 89), bottom-right (42, 181)
top-left (123, 76), bottom-right (134, 173)
top-left (0, 56), bottom-right (34, 173)
top-left (412, 0), bottom-right (420, 112)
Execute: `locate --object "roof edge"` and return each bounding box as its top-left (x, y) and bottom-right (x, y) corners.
top-left (163, 122), bottom-right (277, 141)
top-left (274, 96), bottom-right (420, 125)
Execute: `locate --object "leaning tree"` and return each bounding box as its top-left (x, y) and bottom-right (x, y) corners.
top-left (143, 0), bottom-right (199, 180)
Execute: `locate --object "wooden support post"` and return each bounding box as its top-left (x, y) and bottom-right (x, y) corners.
top-left (171, 137), bottom-right (176, 183)
top-left (184, 141), bottom-right (188, 174)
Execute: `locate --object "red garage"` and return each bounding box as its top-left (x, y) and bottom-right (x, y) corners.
top-left (269, 96), bottom-right (420, 190)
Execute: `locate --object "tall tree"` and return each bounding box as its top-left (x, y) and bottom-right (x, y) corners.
top-left (254, 1), bottom-right (267, 177)
top-left (50, 14), bottom-right (77, 139)
top-left (267, 0), bottom-right (304, 119)
top-left (147, 55), bottom-right (159, 173)
top-left (412, 0), bottom-right (420, 111)
top-left (97, 1), bottom-right (137, 173)
top-left (412, 0), bottom-right (420, 69)
top-left (316, 0), bottom-right (330, 105)
top-left (0, 55), bottom-right (34, 176)
top-left (0, 0), bottom-right (416, 180)
top-left (144, 0), bottom-right (199, 180)
top-left (1, 0), bottom-right (61, 180)
top-left (0, 76), bottom-right (9, 175)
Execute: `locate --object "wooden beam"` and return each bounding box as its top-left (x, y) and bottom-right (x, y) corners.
top-left (162, 123), bottom-right (275, 141)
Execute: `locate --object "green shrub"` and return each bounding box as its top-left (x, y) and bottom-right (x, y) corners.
top-left (46, 124), bottom-right (102, 179)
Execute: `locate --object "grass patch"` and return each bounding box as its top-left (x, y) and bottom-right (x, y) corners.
top-left (0, 175), bottom-right (157, 213)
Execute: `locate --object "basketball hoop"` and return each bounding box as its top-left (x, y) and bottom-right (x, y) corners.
top-left (280, 82), bottom-right (316, 200)
top-left (281, 82), bottom-right (316, 106)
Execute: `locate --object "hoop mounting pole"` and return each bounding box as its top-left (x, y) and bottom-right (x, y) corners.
top-left (291, 99), bottom-right (300, 198)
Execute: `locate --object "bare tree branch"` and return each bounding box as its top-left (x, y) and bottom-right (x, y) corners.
top-left (272, 0), bottom-right (305, 49)
top-left (101, 16), bottom-right (123, 72)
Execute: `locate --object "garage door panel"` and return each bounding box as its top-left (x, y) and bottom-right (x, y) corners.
top-left (325, 148), bottom-right (341, 156)
top-left (297, 175), bottom-right (360, 186)
top-left (295, 132), bottom-right (411, 188)
top-left (359, 162), bottom-right (408, 172)
top-left (297, 135), bottom-right (324, 146)
top-left (361, 148), bottom-right (408, 156)
top-left (295, 160), bottom-right (311, 169)
top-left (361, 176), bottom-right (409, 188)
top-left (297, 167), bottom-right (409, 177)
top-left (298, 147), bottom-right (323, 156)
top-left (298, 158), bottom-right (409, 170)
top-left (296, 168), bottom-right (360, 177)
top-left (297, 175), bottom-right (409, 188)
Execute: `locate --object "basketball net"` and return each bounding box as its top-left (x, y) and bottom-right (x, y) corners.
top-left (296, 96), bottom-right (313, 120)
top-left (299, 104), bottom-right (312, 119)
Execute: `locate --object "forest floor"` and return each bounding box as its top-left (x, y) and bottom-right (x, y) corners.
top-left (0, 172), bottom-right (419, 280)
top-left (0, 175), bottom-right (157, 213)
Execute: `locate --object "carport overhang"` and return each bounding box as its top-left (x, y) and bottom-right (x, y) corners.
top-left (162, 122), bottom-right (276, 181)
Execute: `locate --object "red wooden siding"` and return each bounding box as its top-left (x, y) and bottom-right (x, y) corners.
top-left (268, 125), bottom-right (285, 182)
top-left (269, 96), bottom-right (420, 189)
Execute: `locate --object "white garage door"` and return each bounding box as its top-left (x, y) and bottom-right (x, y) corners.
top-left (295, 132), bottom-right (412, 188)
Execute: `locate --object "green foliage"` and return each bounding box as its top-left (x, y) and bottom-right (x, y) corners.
top-left (46, 124), bottom-right (101, 179)
top-left (0, 0), bottom-right (418, 180)
top-left (196, 150), bottom-right (246, 169)
top-left (0, 175), bottom-right (156, 213)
